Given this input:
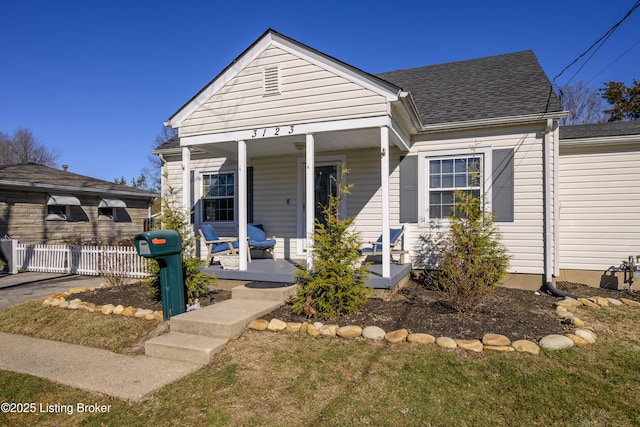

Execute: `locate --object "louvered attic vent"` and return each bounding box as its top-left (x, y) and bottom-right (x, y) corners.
top-left (263, 66), bottom-right (280, 96)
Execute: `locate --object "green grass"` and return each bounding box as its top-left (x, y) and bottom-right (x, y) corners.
top-left (1, 301), bottom-right (640, 426)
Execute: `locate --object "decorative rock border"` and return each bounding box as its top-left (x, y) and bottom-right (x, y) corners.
top-left (248, 294), bottom-right (640, 354)
top-left (41, 284), bottom-right (163, 321)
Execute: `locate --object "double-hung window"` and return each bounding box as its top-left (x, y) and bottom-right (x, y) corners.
top-left (428, 155), bottom-right (482, 219)
top-left (202, 172), bottom-right (235, 222)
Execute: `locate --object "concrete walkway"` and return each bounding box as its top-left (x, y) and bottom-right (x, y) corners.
top-left (0, 332), bottom-right (202, 401)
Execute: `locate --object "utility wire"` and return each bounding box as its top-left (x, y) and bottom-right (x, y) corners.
top-left (552, 0), bottom-right (640, 86)
top-left (586, 38), bottom-right (640, 85)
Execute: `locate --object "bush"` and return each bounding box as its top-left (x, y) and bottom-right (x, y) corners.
top-left (430, 190), bottom-right (510, 313)
top-left (291, 168), bottom-right (371, 320)
top-left (145, 183), bottom-right (215, 301)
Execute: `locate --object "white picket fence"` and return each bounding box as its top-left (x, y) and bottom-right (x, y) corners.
top-left (15, 243), bottom-right (150, 278)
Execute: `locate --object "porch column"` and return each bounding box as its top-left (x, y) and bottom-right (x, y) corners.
top-left (238, 140), bottom-right (248, 271)
top-left (380, 126), bottom-right (391, 278)
top-left (305, 133), bottom-right (315, 268)
top-left (181, 147), bottom-right (191, 211)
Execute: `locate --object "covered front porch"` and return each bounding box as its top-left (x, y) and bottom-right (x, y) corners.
top-left (203, 258), bottom-right (412, 290)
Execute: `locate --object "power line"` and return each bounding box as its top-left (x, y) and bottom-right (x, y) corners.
top-left (586, 38), bottom-right (640, 85)
top-left (552, 0), bottom-right (640, 86)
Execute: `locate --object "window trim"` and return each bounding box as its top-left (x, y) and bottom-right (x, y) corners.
top-left (199, 170), bottom-right (237, 224)
top-left (418, 147), bottom-right (492, 227)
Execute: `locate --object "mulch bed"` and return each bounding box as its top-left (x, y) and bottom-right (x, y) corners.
top-left (74, 278), bottom-right (640, 342)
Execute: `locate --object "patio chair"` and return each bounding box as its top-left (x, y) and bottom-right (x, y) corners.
top-left (247, 224), bottom-right (277, 260)
top-left (359, 226), bottom-right (407, 264)
top-left (199, 224), bottom-right (239, 265)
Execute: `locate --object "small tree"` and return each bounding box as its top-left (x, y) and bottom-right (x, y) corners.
top-left (146, 183), bottom-right (214, 301)
top-left (291, 168), bottom-right (371, 320)
top-left (430, 190), bottom-right (510, 314)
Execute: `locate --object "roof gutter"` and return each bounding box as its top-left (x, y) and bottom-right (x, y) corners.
top-left (416, 112), bottom-right (568, 135)
top-left (0, 180), bottom-right (158, 199)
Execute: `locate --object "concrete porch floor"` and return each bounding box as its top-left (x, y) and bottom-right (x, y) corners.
top-left (202, 258), bottom-right (412, 290)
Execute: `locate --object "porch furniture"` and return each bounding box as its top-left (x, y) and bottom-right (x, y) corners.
top-left (359, 226), bottom-right (407, 264)
top-left (199, 224), bottom-right (240, 265)
top-left (247, 224), bottom-right (277, 260)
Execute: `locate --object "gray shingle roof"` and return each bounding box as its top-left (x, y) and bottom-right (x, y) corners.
top-left (377, 50), bottom-right (563, 125)
top-left (560, 120), bottom-right (640, 140)
top-left (0, 163), bottom-right (157, 198)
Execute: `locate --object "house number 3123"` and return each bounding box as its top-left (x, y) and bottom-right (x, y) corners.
top-left (251, 125), bottom-right (294, 138)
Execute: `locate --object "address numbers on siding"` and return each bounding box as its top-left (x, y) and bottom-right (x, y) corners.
top-left (250, 125), bottom-right (295, 138)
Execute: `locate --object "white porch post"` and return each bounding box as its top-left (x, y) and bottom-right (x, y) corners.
top-left (381, 126), bottom-right (391, 278)
top-left (238, 140), bottom-right (248, 271)
top-left (305, 134), bottom-right (315, 268)
top-left (181, 147), bottom-right (191, 212)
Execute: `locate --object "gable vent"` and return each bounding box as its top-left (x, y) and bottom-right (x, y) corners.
top-left (263, 66), bottom-right (280, 96)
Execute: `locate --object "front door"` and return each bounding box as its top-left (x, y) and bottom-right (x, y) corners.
top-left (296, 159), bottom-right (344, 256)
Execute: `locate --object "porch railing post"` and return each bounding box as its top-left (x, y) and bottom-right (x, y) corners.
top-left (238, 139), bottom-right (248, 271)
top-left (381, 126), bottom-right (391, 278)
top-left (305, 133), bottom-right (315, 268)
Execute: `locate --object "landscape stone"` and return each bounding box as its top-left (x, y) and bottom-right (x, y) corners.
top-left (407, 333), bottom-right (436, 344)
top-left (313, 322), bottom-right (324, 330)
top-left (144, 313), bottom-right (156, 320)
top-left (122, 306), bottom-right (136, 317)
top-left (362, 326), bottom-right (386, 341)
top-left (337, 325), bottom-right (362, 339)
top-left (565, 333), bottom-right (589, 347)
top-left (307, 323), bottom-right (320, 337)
top-left (286, 322), bottom-right (303, 333)
top-left (113, 305), bottom-right (125, 315)
top-left (555, 298), bottom-right (581, 307)
top-left (385, 329), bottom-right (409, 343)
top-left (299, 322), bottom-right (309, 334)
top-left (578, 298), bottom-right (601, 309)
top-left (539, 334), bottom-right (574, 350)
top-left (484, 345), bottom-right (515, 352)
top-left (555, 306), bottom-right (568, 312)
top-left (482, 333), bottom-right (510, 346)
top-left (268, 318), bottom-right (287, 331)
top-left (42, 299), bottom-right (51, 307)
top-left (135, 309), bottom-right (153, 318)
top-left (154, 311), bottom-right (163, 320)
top-left (319, 325), bottom-right (339, 337)
top-left (557, 310), bottom-right (575, 319)
top-left (50, 298), bottom-right (63, 307)
top-left (67, 301), bottom-right (80, 310)
top-left (606, 298), bottom-right (623, 306)
top-left (590, 296), bottom-right (609, 307)
top-left (101, 304), bottom-right (115, 315)
top-left (80, 302), bottom-right (96, 312)
top-left (570, 317), bottom-right (585, 327)
top-left (574, 328), bottom-right (597, 344)
top-left (456, 339), bottom-right (483, 352)
top-left (620, 298), bottom-right (640, 308)
top-left (58, 300), bottom-right (69, 308)
top-left (248, 319), bottom-right (269, 331)
top-left (512, 339), bottom-right (540, 355)
top-left (436, 337), bottom-right (457, 349)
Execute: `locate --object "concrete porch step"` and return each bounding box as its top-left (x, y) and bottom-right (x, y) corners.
top-left (169, 298), bottom-right (283, 339)
top-left (231, 283), bottom-right (297, 301)
top-left (145, 332), bottom-right (228, 365)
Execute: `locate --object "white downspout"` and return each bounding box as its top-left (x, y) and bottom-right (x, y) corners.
top-left (543, 118), bottom-right (577, 298)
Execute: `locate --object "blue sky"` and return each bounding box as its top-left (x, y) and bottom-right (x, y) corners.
top-left (1, 0), bottom-right (638, 183)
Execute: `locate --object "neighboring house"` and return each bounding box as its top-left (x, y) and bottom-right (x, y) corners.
top-left (0, 163), bottom-right (157, 244)
top-left (558, 120), bottom-right (640, 288)
top-left (155, 29), bottom-right (567, 289)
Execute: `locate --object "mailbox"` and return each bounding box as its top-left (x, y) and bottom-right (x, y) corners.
top-left (134, 230), bottom-right (185, 320)
top-left (134, 230), bottom-right (181, 257)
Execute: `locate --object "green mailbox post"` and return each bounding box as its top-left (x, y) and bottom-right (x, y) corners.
top-left (134, 230), bottom-right (185, 320)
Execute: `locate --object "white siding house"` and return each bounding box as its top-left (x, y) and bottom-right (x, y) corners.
top-left (155, 29), bottom-right (568, 290)
top-left (558, 121), bottom-right (640, 288)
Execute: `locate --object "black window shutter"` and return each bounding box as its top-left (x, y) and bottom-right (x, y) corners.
top-left (492, 149), bottom-right (514, 222)
top-left (400, 156), bottom-right (418, 223)
top-left (247, 167), bottom-right (254, 224)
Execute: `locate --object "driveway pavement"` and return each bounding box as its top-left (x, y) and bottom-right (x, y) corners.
top-left (0, 272), bottom-right (107, 309)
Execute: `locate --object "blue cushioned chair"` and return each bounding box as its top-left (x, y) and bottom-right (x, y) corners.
top-left (199, 224), bottom-right (239, 264)
top-left (359, 226), bottom-right (406, 264)
top-left (247, 224), bottom-right (276, 260)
